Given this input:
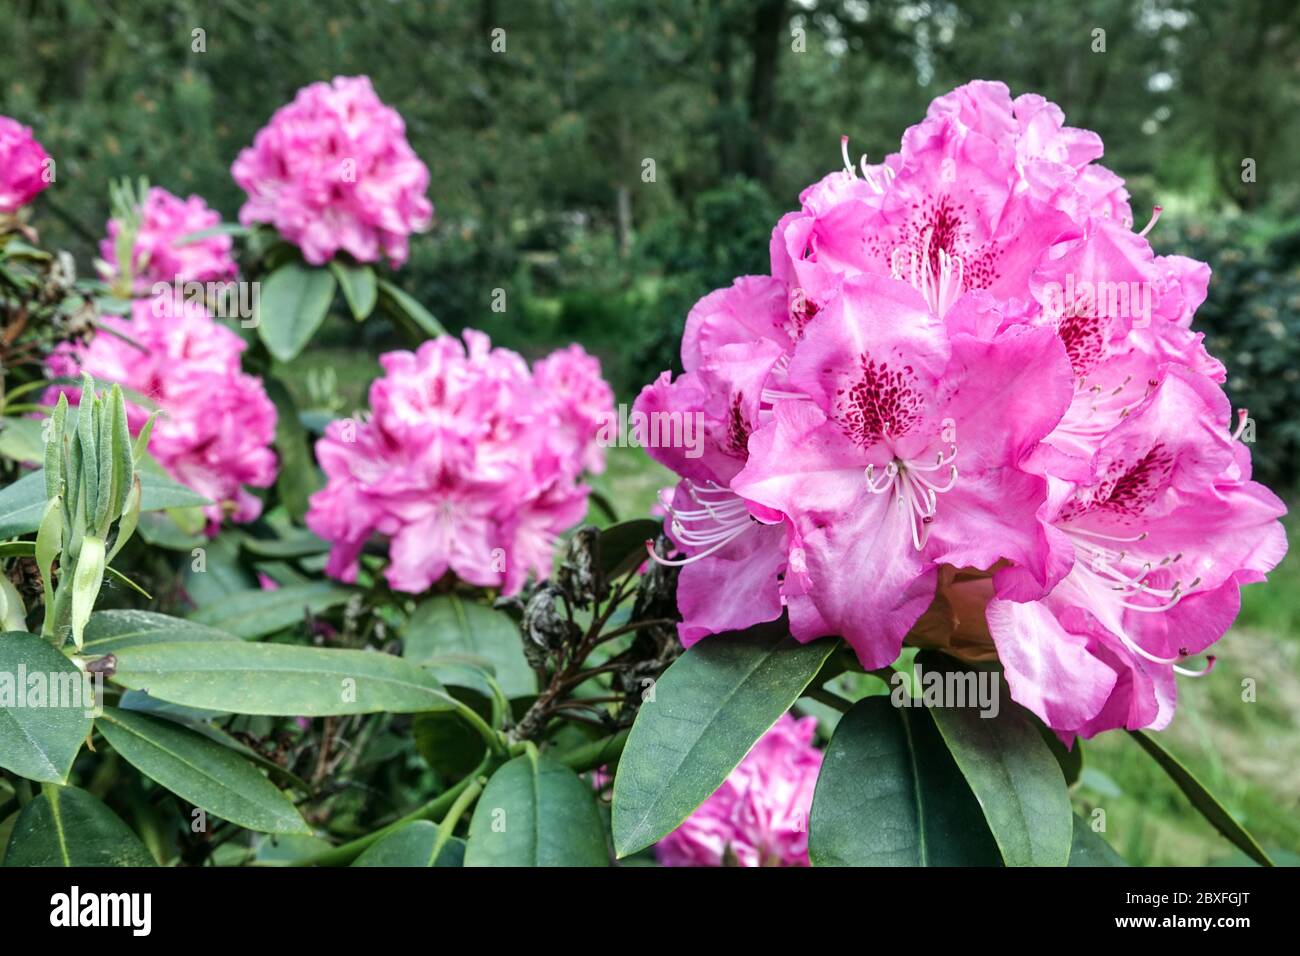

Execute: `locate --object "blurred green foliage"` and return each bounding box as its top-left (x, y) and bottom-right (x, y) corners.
top-left (1157, 216), bottom-right (1300, 491)
top-left (3, 0), bottom-right (1297, 422)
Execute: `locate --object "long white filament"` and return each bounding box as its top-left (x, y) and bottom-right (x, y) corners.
top-left (648, 481), bottom-right (754, 567)
top-left (864, 443), bottom-right (960, 551)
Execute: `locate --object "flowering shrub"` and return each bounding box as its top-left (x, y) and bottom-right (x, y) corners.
top-left (232, 75), bottom-right (433, 267)
top-left (0, 115), bottom-right (50, 213)
top-left (45, 294), bottom-right (278, 531)
top-left (637, 80), bottom-right (1286, 741)
top-left (99, 186), bottom-right (237, 288)
top-left (0, 77), bottom-right (1286, 876)
top-left (307, 332), bottom-right (612, 595)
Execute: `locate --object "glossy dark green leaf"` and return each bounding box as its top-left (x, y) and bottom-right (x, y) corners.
top-left (1067, 814), bottom-right (1128, 866)
top-left (921, 654), bottom-right (1072, 866)
top-left (110, 641), bottom-right (456, 716)
top-left (1037, 719), bottom-right (1083, 787)
top-left (82, 609), bottom-right (237, 655)
top-left (598, 518), bottom-right (661, 580)
top-left (0, 631), bottom-right (92, 783)
top-left (612, 625), bottom-right (836, 857)
top-left (808, 696), bottom-right (1002, 866)
top-left (96, 707), bottom-right (310, 835)
top-left (402, 594), bottom-right (534, 698)
top-left (351, 821), bottom-right (464, 866)
top-left (466, 751), bottom-right (608, 866)
top-left (0, 468), bottom-right (209, 538)
top-left (1128, 729), bottom-right (1272, 866)
top-left (189, 581), bottom-right (354, 639)
top-left (329, 261), bottom-right (378, 320)
top-left (116, 691), bottom-right (310, 792)
top-left (414, 699), bottom-right (490, 780)
top-left (257, 261), bottom-right (337, 362)
top-left (3, 786), bottom-right (155, 866)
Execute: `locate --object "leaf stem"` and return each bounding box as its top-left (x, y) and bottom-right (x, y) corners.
top-left (293, 754), bottom-right (496, 867)
top-left (554, 729), bottom-right (629, 774)
top-left (440, 693), bottom-right (508, 756)
top-left (427, 775), bottom-right (484, 864)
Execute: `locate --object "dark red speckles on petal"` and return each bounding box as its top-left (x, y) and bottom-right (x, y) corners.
top-left (834, 352), bottom-right (923, 448)
top-left (1064, 443), bottom-right (1175, 522)
top-left (727, 391), bottom-right (750, 456)
top-left (1057, 307), bottom-right (1106, 377)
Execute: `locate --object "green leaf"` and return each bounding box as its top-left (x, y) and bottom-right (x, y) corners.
top-left (1068, 814), bottom-right (1128, 866)
top-left (351, 821), bottom-right (464, 866)
top-left (172, 222), bottom-right (251, 246)
top-left (0, 810), bottom-right (16, 866)
top-left (0, 631), bottom-right (93, 783)
top-left (0, 575), bottom-right (25, 632)
top-left (44, 394), bottom-right (69, 498)
top-left (95, 707), bottom-right (310, 835)
top-left (920, 653), bottom-right (1072, 866)
top-left (598, 518), bottom-right (661, 580)
top-left (808, 696), bottom-right (1002, 866)
top-left (414, 699), bottom-right (491, 780)
top-left (252, 832), bottom-right (334, 865)
top-left (402, 594), bottom-right (535, 698)
top-left (183, 532), bottom-right (255, 607)
top-left (378, 278), bottom-right (447, 339)
top-left (0, 416), bottom-right (45, 464)
top-left (239, 528), bottom-right (329, 561)
top-left (263, 376), bottom-right (320, 523)
top-left (1127, 729), bottom-right (1273, 866)
top-left (257, 262), bottom-right (338, 362)
top-left (1035, 718), bottom-right (1083, 787)
top-left (611, 625), bottom-right (836, 857)
top-left (136, 510), bottom-right (207, 550)
top-left (465, 751), bottom-right (608, 866)
top-left (328, 261), bottom-right (378, 320)
top-left (117, 692), bottom-right (310, 792)
top-left (109, 641), bottom-right (457, 716)
top-left (0, 468), bottom-right (210, 538)
top-left (189, 581), bottom-right (355, 639)
top-left (3, 785), bottom-right (155, 866)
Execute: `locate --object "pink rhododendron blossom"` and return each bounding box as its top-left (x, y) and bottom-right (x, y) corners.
top-left (306, 332), bottom-right (612, 596)
top-left (656, 714), bottom-right (822, 867)
top-left (231, 75), bottom-right (433, 267)
top-left (46, 295), bottom-right (278, 532)
top-left (100, 187), bottom-right (237, 288)
top-left (533, 344), bottom-right (616, 475)
top-left (642, 79), bottom-right (1287, 740)
top-left (0, 116), bottom-right (51, 213)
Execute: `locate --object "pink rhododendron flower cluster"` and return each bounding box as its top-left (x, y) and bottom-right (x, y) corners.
top-left (656, 714), bottom-right (821, 867)
top-left (46, 295), bottom-right (278, 531)
top-left (637, 81), bottom-right (1287, 741)
top-left (100, 186), bottom-right (237, 288)
top-left (231, 75), bottom-right (433, 267)
top-left (306, 331), bottom-right (613, 596)
top-left (0, 116), bottom-right (51, 213)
